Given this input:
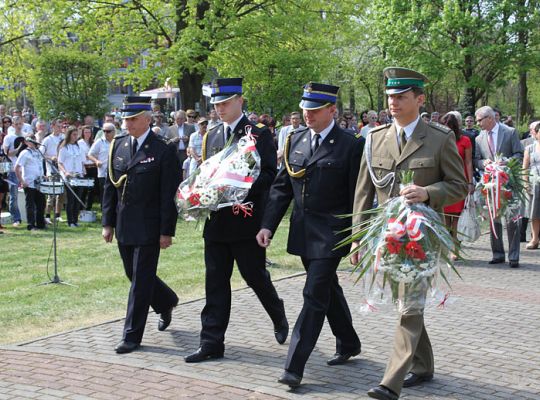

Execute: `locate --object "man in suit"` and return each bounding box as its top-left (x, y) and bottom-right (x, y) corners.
top-left (165, 110), bottom-right (196, 166)
top-left (184, 78), bottom-right (288, 363)
top-left (353, 68), bottom-right (467, 400)
top-left (102, 96), bottom-right (182, 354)
top-left (277, 111), bottom-right (304, 166)
top-left (256, 82), bottom-right (364, 388)
top-left (474, 105), bottom-right (524, 268)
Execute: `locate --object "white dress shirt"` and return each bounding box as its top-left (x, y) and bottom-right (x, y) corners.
top-left (394, 116), bottom-right (420, 146)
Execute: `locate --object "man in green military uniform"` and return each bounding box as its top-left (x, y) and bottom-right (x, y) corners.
top-left (352, 68), bottom-right (467, 399)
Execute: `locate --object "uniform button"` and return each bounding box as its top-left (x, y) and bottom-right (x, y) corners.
top-left (305, 193), bottom-right (310, 197)
top-left (304, 207), bottom-right (308, 211)
top-left (379, 162), bottom-right (382, 166)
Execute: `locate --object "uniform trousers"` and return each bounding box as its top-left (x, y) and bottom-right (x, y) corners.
top-left (65, 186), bottom-right (82, 225)
top-left (23, 187), bottom-right (45, 229)
top-left (381, 313), bottom-right (434, 395)
top-left (490, 218), bottom-right (520, 262)
top-left (285, 257), bottom-right (360, 377)
top-left (118, 243), bottom-right (179, 344)
top-left (200, 238), bottom-right (285, 352)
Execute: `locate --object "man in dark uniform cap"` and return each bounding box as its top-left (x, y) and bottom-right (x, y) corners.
top-left (184, 78), bottom-right (288, 363)
top-left (257, 82), bottom-right (364, 388)
top-left (102, 96), bottom-right (181, 354)
top-left (352, 68), bottom-right (467, 400)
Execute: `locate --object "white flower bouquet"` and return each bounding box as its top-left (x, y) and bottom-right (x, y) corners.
top-left (176, 128), bottom-right (260, 220)
top-left (339, 171), bottom-right (461, 314)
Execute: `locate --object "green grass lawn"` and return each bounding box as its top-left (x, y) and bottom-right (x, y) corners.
top-left (0, 214), bottom-right (303, 345)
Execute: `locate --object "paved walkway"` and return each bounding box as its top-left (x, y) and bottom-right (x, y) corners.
top-left (1, 233), bottom-right (540, 399)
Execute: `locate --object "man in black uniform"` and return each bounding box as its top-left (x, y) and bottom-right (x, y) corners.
top-left (256, 82), bottom-right (364, 387)
top-left (185, 78), bottom-right (288, 363)
top-left (102, 96), bottom-right (181, 354)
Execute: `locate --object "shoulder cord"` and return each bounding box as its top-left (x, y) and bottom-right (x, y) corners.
top-left (365, 132), bottom-right (395, 189)
top-left (201, 132), bottom-right (208, 162)
top-left (283, 133), bottom-right (305, 178)
top-left (107, 137), bottom-right (128, 191)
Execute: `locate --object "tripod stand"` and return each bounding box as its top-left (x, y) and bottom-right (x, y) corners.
top-left (35, 152), bottom-right (85, 287)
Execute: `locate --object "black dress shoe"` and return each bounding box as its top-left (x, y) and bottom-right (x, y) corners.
top-left (114, 340), bottom-right (140, 354)
top-left (403, 372), bottom-right (433, 388)
top-left (158, 307), bottom-right (174, 331)
top-left (326, 348), bottom-right (361, 365)
top-left (367, 385), bottom-right (398, 400)
top-left (184, 347), bottom-right (224, 363)
top-left (277, 370), bottom-right (302, 388)
top-left (488, 258), bottom-right (505, 264)
top-left (509, 261), bottom-right (519, 268)
top-left (274, 317), bottom-right (289, 344)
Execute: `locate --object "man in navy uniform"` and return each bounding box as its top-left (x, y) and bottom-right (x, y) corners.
top-left (184, 78), bottom-right (288, 363)
top-left (102, 96), bottom-right (181, 354)
top-left (256, 82), bottom-right (364, 387)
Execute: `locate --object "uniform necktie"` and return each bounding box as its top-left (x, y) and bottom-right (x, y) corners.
top-left (132, 139), bottom-right (138, 156)
top-left (311, 133), bottom-right (321, 155)
top-left (399, 128), bottom-right (407, 153)
top-left (226, 126), bottom-right (232, 141)
top-left (488, 131), bottom-right (495, 155)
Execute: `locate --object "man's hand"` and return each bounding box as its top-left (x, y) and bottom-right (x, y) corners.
top-left (350, 241), bottom-right (360, 265)
top-left (102, 226), bottom-right (114, 243)
top-left (400, 184), bottom-right (429, 204)
top-left (256, 228), bottom-right (273, 248)
top-left (483, 159), bottom-right (492, 167)
top-left (160, 235), bottom-right (173, 249)
top-left (21, 180), bottom-right (29, 188)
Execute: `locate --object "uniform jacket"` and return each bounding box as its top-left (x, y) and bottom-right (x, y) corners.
top-left (474, 123), bottom-right (523, 170)
top-left (354, 119), bottom-right (468, 226)
top-left (262, 125), bottom-right (365, 258)
top-left (102, 131), bottom-right (181, 246)
top-left (203, 116), bottom-right (277, 242)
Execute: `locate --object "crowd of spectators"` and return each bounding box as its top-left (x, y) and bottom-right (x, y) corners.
top-left (0, 102), bottom-right (538, 250)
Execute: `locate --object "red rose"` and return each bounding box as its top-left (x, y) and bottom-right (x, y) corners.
top-left (483, 174), bottom-right (490, 184)
top-left (503, 190), bottom-right (512, 200)
top-left (498, 171), bottom-right (509, 185)
top-left (405, 241), bottom-right (427, 260)
top-left (386, 237), bottom-right (403, 254)
top-left (188, 192), bottom-right (201, 206)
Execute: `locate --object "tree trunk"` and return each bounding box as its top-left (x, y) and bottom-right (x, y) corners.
top-left (179, 71), bottom-right (204, 110)
top-left (517, 71), bottom-right (532, 125)
top-left (349, 86), bottom-right (356, 113)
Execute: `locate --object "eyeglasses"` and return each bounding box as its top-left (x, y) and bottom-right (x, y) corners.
top-left (103, 129), bottom-right (114, 133)
top-left (187, 115), bottom-right (196, 118)
top-left (2, 120), bottom-right (11, 124)
top-left (62, 125), bottom-right (69, 128)
top-left (476, 117), bottom-right (487, 123)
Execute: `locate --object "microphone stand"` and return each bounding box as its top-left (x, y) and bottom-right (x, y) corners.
top-left (32, 146), bottom-right (78, 287)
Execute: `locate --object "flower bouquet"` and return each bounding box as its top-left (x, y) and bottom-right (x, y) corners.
top-left (176, 127), bottom-right (260, 221)
top-left (340, 171), bottom-right (460, 314)
top-left (477, 155), bottom-right (526, 237)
